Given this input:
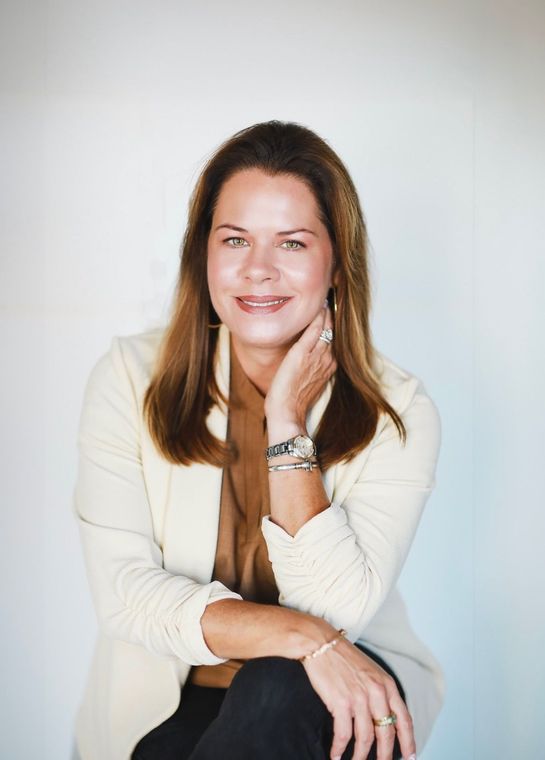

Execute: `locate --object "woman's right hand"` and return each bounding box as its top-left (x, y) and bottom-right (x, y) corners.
top-left (301, 634), bottom-right (416, 760)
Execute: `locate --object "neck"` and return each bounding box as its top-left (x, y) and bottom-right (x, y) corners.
top-left (230, 334), bottom-right (293, 397)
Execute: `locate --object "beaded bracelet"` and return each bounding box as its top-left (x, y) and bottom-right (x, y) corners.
top-left (298, 629), bottom-right (347, 663)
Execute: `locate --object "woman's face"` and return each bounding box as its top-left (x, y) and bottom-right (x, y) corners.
top-left (207, 168), bottom-right (335, 353)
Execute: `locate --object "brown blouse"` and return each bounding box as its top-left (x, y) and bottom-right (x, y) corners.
top-left (188, 335), bottom-right (280, 687)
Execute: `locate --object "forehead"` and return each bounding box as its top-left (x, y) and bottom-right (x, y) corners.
top-left (213, 169), bottom-right (321, 220)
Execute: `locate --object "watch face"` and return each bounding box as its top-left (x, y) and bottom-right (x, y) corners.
top-left (293, 435), bottom-right (315, 458)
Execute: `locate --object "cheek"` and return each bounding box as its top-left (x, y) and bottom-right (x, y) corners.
top-left (292, 260), bottom-right (331, 294)
top-left (208, 251), bottom-right (236, 280)
top-left (207, 254), bottom-right (228, 294)
top-left (207, 256), bottom-right (239, 314)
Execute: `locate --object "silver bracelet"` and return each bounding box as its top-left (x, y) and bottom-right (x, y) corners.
top-left (299, 629), bottom-right (347, 662)
top-left (268, 460), bottom-right (319, 473)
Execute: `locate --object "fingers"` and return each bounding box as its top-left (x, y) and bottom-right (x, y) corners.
top-left (314, 306), bottom-right (336, 382)
top-left (385, 684), bottom-right (417, 760)
top-left (351, 696), bottom-right (376, 760)
top-left (296, 302), bottom-right (329, 353)
top-left (329, 707), bottom-right (353, 760)
top-left (329, 688), bottom-right (412, 760)
top-left (367, 685), bottom-right (396, 760)
top-left (308, 303), bottom-right (335, 357)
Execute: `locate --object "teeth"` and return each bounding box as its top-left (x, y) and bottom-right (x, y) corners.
top-left (240, 298), bottom-right (287, 307)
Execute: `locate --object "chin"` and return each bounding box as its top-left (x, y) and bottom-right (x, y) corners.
top-left (228, 322), bottom-right (303, 350)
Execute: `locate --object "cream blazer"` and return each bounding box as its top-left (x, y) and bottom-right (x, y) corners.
top-left (72, 323), bottom-right (445, 760)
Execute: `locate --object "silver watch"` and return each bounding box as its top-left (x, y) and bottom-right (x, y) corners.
top-left (265, 434), bottom-right (317, 461)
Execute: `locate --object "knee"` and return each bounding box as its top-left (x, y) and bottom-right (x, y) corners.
top-left (225, 656), bottom-right (321, 720)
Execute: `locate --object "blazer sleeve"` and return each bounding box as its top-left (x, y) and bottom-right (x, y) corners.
top-left (73, 336), bottom-right (243, 666)
top-left (260, 384), bottom-right (441, 642)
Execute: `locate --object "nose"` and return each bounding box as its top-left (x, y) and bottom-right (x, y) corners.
top-left (241, 242), bottom-right (280, 283)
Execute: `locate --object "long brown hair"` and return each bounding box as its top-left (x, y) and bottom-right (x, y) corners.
top-left (143, 120), bottom-right (406, 469)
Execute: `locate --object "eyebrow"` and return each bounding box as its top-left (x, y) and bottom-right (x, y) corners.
top-left (214, 223), bottom-right (317, 237)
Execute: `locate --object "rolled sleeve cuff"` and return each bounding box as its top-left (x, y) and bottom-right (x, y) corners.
top-left (180, 581), bottom-right (243, 666)
top-left (261, 502), bottom-right (351, 557)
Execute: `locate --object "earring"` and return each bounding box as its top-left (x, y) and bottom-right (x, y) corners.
top-left (328, 286), bottom-right (337, 319)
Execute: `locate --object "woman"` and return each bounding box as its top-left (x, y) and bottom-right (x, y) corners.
top-left (73, 120), bottom-right (444, 760)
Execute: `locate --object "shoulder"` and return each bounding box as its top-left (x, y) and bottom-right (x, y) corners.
top-left (114, 326), bottom-right (166, 382)
top-left (85, 326), bottom-right (167, 403)
top-left (372, 348), bottom-right (441, 435)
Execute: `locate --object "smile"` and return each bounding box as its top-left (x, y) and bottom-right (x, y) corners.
top-left (235, 296), bottom-right (292, 314)
top-left (239, 298), bottom-right (288, 307)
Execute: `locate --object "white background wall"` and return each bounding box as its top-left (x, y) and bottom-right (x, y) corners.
top-left (1, 1), bottom-right (544, 758)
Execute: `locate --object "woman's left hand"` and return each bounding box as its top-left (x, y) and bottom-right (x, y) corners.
top-left (264, 302), bottom-right (337, 427)
top-left (302, 635), bottom-right (416, 760)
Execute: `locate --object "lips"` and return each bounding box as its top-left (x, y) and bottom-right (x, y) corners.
top-left (236, 295), bottom-right (291, 305)
top-left (235, 295), bottom-right (292, 314)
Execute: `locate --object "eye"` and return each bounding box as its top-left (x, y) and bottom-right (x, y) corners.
top-left (223, 237), bottom-right (248, 247)
top-left (281, 239), bottom-right (306, 250)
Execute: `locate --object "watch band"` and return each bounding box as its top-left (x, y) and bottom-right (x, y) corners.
top-left (266, 440), bottom-right (293, 459)
top-left (265, 434), bottom-right (316, 461)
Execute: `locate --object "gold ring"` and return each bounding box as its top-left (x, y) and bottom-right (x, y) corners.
top-left (372, 712), bottom-right (397, 727)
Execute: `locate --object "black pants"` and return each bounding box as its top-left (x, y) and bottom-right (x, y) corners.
top-left (131, 643), bottom-right (405, 760)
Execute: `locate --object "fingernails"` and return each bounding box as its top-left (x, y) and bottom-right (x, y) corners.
top-left (323, 297), bottom-right (329, 308)
top-left (407, 754), bottom-right (417, 760)
top-left (332, 756), bottom-right (341, 760)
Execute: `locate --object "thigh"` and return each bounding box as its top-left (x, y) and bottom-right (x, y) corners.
top-left (189, 656), bottom-right (331, 759)
top-left (131, 681), bottom-right (227, 760)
